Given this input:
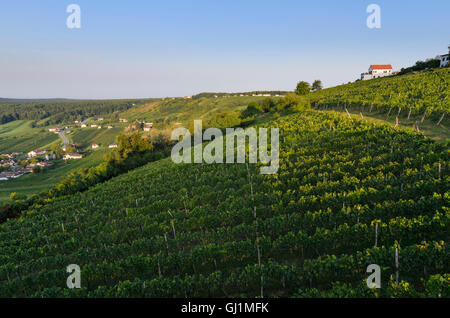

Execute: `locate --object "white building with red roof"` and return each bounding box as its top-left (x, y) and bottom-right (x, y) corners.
top-left (361, 64), bottom-right (393, 80)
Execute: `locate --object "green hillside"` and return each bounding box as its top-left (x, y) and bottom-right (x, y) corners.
top-left (119, 96), bottom-right (272, 130)
top-left (0, 110), bottom-right (447, 297)
top-left (0, 121), bottom-right (59, 153)
top-left (312, 68), bottom-right (450, 118)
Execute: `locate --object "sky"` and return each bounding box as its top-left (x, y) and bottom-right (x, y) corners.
top-left (0, 0), bottom-right (449, 99)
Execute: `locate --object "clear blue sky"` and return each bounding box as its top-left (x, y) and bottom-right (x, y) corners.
top-left (0, 0), bottom-right (449, 99)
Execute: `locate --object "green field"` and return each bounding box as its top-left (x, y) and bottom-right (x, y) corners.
top-left (70, 127), bottom-right (123, 150)
top-left (0, 121), bottom-right (60, 153)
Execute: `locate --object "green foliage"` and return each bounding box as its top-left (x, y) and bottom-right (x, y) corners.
top-left (312, 80), bottom-right (323, 92)
top-left (295, 81), bottom-right (311, 95)
top-left (312, 68), bottom-right (450, 116)
top-left (9, 192), bottom-right (27, 201)
top-left (398, 59), bottom-right (441, 76)
top-left (0, 111), bottom-right (447, 297)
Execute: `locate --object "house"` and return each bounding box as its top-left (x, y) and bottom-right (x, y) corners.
top-left (119, 118), bottom-right (129, 123)
top-left (81, 124), bottom-right (87, 128)
top-left (92, 144), bottom-right (100, 150)
top-left (28, 149), bottom-right (46, 158)
top-left (91, 124), bottom-right (98, 128)
top-left (439, 54), bottom-right (449, 67)
top-left (98, 117), bottom-right (104, 121)
top-left (97, 126), bottom-right (102, 129)
top-left (63, 153), bottom-right (84, 160)
top-left (107, 125), bottom-right (113, 129)
top-left (109, 144), bottom-right (118, 149)
top-left (144, 127), bottom-right (152, 132)
top-left (48, 127), bottom-right (62, 133)
top-left (361, 64), bottom-right (393, 80)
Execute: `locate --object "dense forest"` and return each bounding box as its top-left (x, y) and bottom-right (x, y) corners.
top-left (0, 99), bottom-right (154, 126)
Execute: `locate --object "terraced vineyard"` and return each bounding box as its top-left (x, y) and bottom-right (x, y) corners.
top-left (0, 110), bottom-right (448, 297)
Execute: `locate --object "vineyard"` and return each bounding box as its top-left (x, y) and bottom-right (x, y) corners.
top-left (0, 110), bottom-right (448, 298)
top-left (312, 68), bottom-right (450, 120)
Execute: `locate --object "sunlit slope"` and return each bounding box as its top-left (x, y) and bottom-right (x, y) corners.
top-left (0, 111), bottom-right (448, 297)
top-left (313, 68), bottom-right (450, 117)
top-left (119, 96), bottom-right (270, 130)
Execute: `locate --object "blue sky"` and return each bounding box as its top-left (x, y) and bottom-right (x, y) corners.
top-left (0, 0), bottom-right (449, 99)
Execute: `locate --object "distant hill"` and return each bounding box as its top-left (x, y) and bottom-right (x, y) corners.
top-left (0, 98), bottom-right (79, 104)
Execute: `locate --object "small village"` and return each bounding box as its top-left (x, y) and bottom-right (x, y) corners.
top-left (0, 117), bottom-right (154, 182)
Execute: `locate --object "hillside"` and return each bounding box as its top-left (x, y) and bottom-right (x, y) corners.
top-left (0, 110), bottom-right (447, 297)
top-left (312, 68), bottom-right (450, 119)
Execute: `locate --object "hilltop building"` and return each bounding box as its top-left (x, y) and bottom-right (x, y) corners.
top-left (361, 64), bottom-right (393, 80)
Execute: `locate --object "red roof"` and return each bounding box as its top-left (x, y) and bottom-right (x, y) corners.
top-left (371, 64), bottom-right (392, 70)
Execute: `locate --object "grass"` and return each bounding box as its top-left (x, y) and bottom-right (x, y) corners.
top-left (70, 127), bottom-right (123, 150)
top-left (119, 96), bottom-right (270, 130)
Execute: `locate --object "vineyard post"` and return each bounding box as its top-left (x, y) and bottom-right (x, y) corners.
top-left (375, 222), bottom-right (378, 247)
top-left (387, 107), bottom-right (393, 117)
top-left (407, 108), bottom-right (412, 120)
top-left (246, 163), bottom-right (264, 298)
top-left (395, 117), bottom-right (399, 128)
top-left (370, 104), bottom-right (373, 113)
top-left (438, 163), bottom-right (441, 179)
top-left (436, 113), bottom-right (445, 126)
top-left (345, 108), bottom-right (353, 122)
top-left (421, 110), bottom-right (427, 123)
top-left (395, 247), bottom-right (399, 285)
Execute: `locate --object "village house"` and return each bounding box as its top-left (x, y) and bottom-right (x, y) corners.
top-left (91, 124), bottom-right (98, 128)
top-left (92, 144), bottom-right (100, 150)
top-left (63, 153), bottom-right (84, 160)
top-left (81, 124), bottom-right (87, 128)
top-left (109, 144), bottom-right (118, 149)
top-left (107, 125), bottom-right (113, 129)
top-left (48, 127), bottom-right (62, 133)
top-left (119, 118), bottom-right (129, 123)
top-left (361, 64), bottom-right (393, 80)
top-left (27, 149), bottom-right (46, 158)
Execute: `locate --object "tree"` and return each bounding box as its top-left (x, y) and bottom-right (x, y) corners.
top-left (51, 144), bottom-right (64, 159)
top-left (10, 192), bottom-right (27, 201)
top-left (312, 80), bottom-right (323, 92)
top-left (295, 81), bottom-right (311, 95)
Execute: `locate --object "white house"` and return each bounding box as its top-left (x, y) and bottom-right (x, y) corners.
top-left (361, 64), bottom-right (393, 80)
top-left (92, 144), bottom-right (100, 150)
top-left (439, 54), bottom-right (449, 67)
top-left (28, 149), bottom-right (46, 158)
top-left (109, 144), bottom-right (118, 149)
top-left (63, 153), bottom-right (83, 160)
